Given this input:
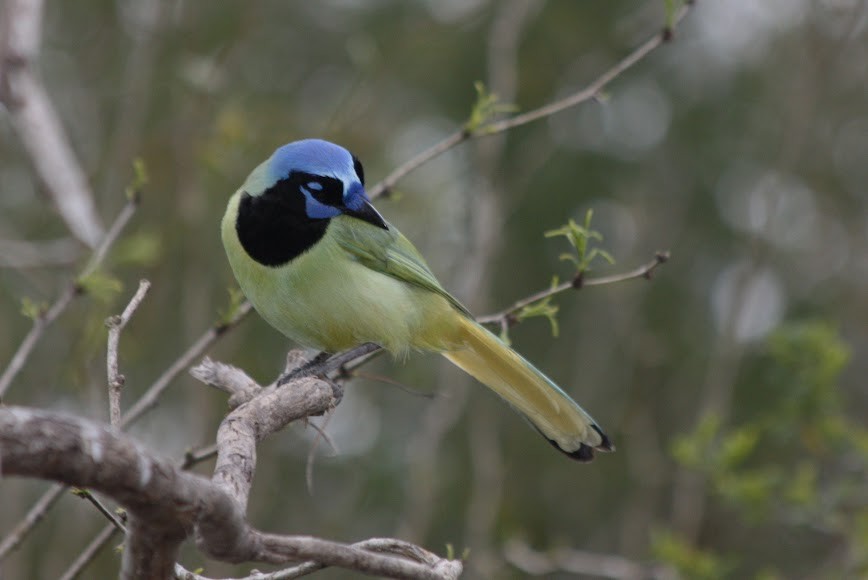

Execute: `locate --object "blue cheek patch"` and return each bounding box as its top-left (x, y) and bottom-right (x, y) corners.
top-left (302, 188), bottom-right (341, 219)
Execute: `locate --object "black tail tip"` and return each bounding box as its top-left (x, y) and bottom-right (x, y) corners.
top-left (547, 424), bottom-right (615, 463)
top-left (591, 423), bottom-right (616, 452)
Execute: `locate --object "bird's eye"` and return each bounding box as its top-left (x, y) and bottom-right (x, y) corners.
top-left (294, 172), bottom-right (343, 207)
top-left (352, 155), bottom-right (365, 186)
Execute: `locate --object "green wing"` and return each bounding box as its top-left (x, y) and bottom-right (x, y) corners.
top-left (333, 217), bottom-right (472, 318)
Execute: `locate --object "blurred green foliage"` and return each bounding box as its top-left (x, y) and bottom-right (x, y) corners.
top-left (652, 528), bottom-right (733, 580)
top-left (464, 82), bottom-right (518, 134)
top-left (670, 322), bottom-right (867, 577)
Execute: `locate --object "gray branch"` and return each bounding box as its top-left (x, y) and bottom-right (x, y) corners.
top-left (0, 376), bottom-right (462, 580)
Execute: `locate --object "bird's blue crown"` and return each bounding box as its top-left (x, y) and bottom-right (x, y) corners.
top-left (266, 139), bottom-right (368, 219)
top-left (269, 139), bottom-right (355, 183)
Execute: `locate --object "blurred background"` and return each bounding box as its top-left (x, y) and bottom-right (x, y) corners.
top-left (1, 0), bottom-right (866, 578)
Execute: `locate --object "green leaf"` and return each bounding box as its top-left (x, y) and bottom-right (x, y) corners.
top-left (544, 209), bottom-right (615, 276)
top-left (464, 81), bottom-right (518, 133)
top-left (125, 158), bottom-right (148, 201)
top-left (218, 287), bottom-right (246, 325)
top-left (516, 276), bottom-right (562, 338)
top-left (77, 270), bottom-right (123, 303)
top-left (20, 297), bottom-right (48, 321)
top-left (70, 487), bottom-right (89, 498)
top-left (663, 0), bottom-right (684, 30)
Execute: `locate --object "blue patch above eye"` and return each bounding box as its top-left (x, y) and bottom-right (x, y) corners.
top-left (306, 181), bottom-right (323, 191)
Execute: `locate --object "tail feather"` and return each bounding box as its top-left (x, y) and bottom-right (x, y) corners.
top-left (443, 317), bottom-right (613, 462)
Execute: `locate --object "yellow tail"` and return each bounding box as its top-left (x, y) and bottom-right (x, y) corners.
top-left (443, 316), bottom-right (613, 461)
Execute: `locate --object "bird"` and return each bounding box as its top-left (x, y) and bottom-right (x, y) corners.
top-left (221, 138), bottom-right (613, 461)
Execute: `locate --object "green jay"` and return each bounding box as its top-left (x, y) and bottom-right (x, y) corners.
top-left (221, 139), bottom-right (612, 461)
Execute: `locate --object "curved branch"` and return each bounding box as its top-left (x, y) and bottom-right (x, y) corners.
top-left (0, 399), bottom-right (461, 580)
top-left (368, 3), bottom-right (694, 199)
top-left (477, 251), bottom-right (670, 327)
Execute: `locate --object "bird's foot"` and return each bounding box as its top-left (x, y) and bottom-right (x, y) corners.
top-left (276, 343), bottom-right (382, 387)
top-left (277, 351), bottom-right (331, 386)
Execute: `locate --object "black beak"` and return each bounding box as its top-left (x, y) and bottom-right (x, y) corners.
top-left (345, 199), bottom-right (388, 230)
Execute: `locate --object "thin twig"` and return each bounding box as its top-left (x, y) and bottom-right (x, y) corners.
top-left (367, 3), bottom-right (694, 200)
top-left (368, 131), bottom-right (467, 199)
top-left (306, 418), bottom-right (339, 456)
top-left (80, 196), bottom-right (139, 280)
top-left (57, 524), bottom-right (120, 580)
top-left (0, 197), bottom-right (139, 400)
top-left (181, 443), bottom-right (220, 470)
top-left (351, 371), bottom-right (435, 398)
top-left (477, 251), bottom-right (670, 326)
top-left (120, 301), bottom-right (253, 429)
top-left (0, 484), bottom-right (65, 559)
top-left (71, 489), bottom-right (127, 533)
top-left (106, 280), bottom-right (151, 428)
top-left (305, 411), bottom-right (337, 494)
top-left (0, 286), bottom-right (77, 400)
top-left (482, 4), bottom-right (691, 135)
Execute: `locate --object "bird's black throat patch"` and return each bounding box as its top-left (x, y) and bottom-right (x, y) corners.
top-left (236, 178), bottom-right (329, 267)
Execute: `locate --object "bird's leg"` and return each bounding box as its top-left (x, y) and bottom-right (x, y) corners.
top-left (276, 343), bottom-right (382, 387)
top-left (277, 351), bottom-right (331, 386)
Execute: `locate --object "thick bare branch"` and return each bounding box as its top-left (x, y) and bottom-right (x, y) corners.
top-left (190, 356), bottom-right (262, 409)
top-left (0, 300), bottom-right (251, 564)
top-left (0, 406), bottom-right (462, 579)
top-left (208, 376), bottom-right (340, 515)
